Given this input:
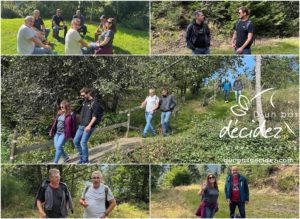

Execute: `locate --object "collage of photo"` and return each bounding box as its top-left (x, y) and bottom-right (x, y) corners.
top-left (1, 0), bottom-right (299, 218)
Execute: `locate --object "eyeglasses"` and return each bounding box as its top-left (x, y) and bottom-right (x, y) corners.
top-left (209, 176), bottom-right (215, 179)
top-left (92, 177), bottom-right (100, 179)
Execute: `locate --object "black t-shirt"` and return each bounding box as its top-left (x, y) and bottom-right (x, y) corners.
top-left (80, 99), bottom-right (103, 127)
top-left (52, 15), bottom-right (64, 27)
top-left (235, 20), bottom-right (254, 49)
top-left (37, 185), bottom-right (66, 218)
top-left (33, 17), bottom-right (44, 31)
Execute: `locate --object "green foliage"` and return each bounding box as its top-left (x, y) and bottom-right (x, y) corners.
top-left (278, 175), bottom-right (299, 192)
top-left (161, 166), bottom-right (192, 188)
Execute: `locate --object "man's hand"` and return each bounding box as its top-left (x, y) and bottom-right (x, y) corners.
top-left (245, 201), bottom-right (249, 204)
top-left (227, 199), bottom-right (231, 204)
top-left (43, 45), bottom-right (51, 50)
top-left (85, 126), bottom-right (91, 133)
top-left (40, 211), bottom-right (46, 218)
top-left (80, 199), bottom-right (89, 208)
top-left (236, 47), bottom-right (243, 54)
top-left (232, 42), bottom-right (236, 48)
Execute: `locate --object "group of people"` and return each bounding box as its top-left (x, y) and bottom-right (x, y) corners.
top-left (17, 8), bottom-right (116, 55)
top-left (196, 166), bottom-right (249, 218)
top-left (140, 88), bottom-right (176, 137)
top-left (49, 87), bottom-right (103, 164)
top-left (222, 75), bottom-right (244, 103)
top-left (35, 168), bottom-right (116, 218)
top-left (186, 6), bottom-right (254, 55)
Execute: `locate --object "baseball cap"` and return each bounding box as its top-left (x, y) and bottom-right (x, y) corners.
top-left (100, 15), bottom-right (106, 19)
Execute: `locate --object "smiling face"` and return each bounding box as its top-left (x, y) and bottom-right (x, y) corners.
top-left (231, 166), bottom-right (239, 176)
top-left (91, 172), bottom-right (102, 188)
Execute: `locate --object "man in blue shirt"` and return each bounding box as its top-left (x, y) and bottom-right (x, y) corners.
top-left (223, 79), bottom-right (232, 103)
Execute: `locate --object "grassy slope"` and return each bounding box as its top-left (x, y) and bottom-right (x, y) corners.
top-left (151, 176), bottom-right (299, 218)
top-left (1, 18), bottom-right (149, 55)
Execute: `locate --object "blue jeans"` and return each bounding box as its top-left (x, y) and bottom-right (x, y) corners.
top-left (33, 46), bottom-right (52, 54)
top-left (143, 112), bottom-right (155, 136)
top-left (53, 133), bottom-right (68, 164)
top-left (44, 28), bottom-right (50, 39)
top-left (235, 48), bottom-right (251, 55)
top-left (192, 47), bottom-right (210, 55)
top-left (235, 90), bottom-right (242, 102)
top-left (205, 206), bottom-right (216, 218)
top-left (161, 111), bottom-right (172, 135)
top-left (73, 125), bottom-right (96, 163)
top-left (224, 90), bottom-right (230, 101)
top-left (53, 26), bottom-right (67, 40)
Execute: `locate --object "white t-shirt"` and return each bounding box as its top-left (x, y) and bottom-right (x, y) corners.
top-left (17, 24), bottom-right (35, 54)
top-left (145, 95), bottom-right (159, 113)
top-left (82, 183), bottom-right (114, 218)
top-left (65, 29), bottom-right (82, 55)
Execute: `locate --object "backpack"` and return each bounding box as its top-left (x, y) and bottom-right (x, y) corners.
top-left (236, 20), bottom-right (255, 46)
top-left (83, 184), bottom-right (110, 209)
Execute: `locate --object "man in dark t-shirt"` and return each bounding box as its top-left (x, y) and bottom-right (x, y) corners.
top-left (33, 9), bottom-right (50, 40)
top-left (231, 6), bottom-right (254, 54)
top-left (36, 168), bottom-right (73, 218)
top-left (72, 10), bottom-right (87, 36)
top-left (52, 8), bottom-right (68, 41)
top-left (186, 10), bottom-right (211, 55)
top-left (73, 87), bottom-right (104, 164)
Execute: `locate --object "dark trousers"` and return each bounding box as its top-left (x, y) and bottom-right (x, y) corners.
top-left (78, 25), bottom-right (87, 35)
top-left (230, 201), bottom-right (246, 218)
top-left (224, 90), bottom-right (230, 101)
top-left (53, 26), bottom-right (67, 40)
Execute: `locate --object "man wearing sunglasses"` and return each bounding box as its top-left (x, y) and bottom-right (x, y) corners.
top-left (225, 166), bottom-right (249, 218)
top-left (80, 171), bottom-right (116, 218)
top-left (73, 87), bottom-right (104, 163)
top-left (231, 6), bottom-right (254, 54)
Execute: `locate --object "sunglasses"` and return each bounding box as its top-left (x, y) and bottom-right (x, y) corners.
top-left (92, 177), bottom-right (100, 179)
top-left (209, 176), bottom-right (215, 179)
top-left (107, 21), bottom-right (112, 24)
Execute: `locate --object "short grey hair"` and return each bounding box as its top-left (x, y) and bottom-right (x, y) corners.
top-left (25, 16), bottom-right (34, 22)
top-left (49, 168), bottom-right (60, 177)
top-left (71, 18), bottom-right (80, 25)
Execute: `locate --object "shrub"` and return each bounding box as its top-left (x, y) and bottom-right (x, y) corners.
top-left (278, 175), bottom-right (299, 192)
top-left (162, 166), bottom-right (192, 188)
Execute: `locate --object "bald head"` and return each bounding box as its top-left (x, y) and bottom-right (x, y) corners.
top-left (231, 166), bottom-right (239, 176)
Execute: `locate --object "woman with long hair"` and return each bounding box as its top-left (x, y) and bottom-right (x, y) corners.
top-left (196, 173), bottom-right (219, 218)
top-left (49, 100), bottom-right (76, 164)
top-left (95, 18), bottom-right (116, 55)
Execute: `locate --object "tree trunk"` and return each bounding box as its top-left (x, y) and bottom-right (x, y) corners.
top-left (255, 55), bottom-right (266, 135)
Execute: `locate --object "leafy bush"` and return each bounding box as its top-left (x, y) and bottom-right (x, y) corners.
top-left (278, 175), bottom-right (299, 192)
top-left (161, 166), bottom-right (192, 188)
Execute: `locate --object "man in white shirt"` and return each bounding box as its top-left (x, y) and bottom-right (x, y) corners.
top-left (17, 16), bottom-right (51, 55)
top-left (65, 18), bottom-right (90, 55)
top-left (140, 88), bottom-right (160, 137)
top-left (80, 171), bottom-right (116, 218)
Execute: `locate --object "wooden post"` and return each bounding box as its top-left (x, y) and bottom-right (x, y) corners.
top-left (125, 111), bottom-right (130, 138)
top-left (10, 129), bottom-right (18, 163)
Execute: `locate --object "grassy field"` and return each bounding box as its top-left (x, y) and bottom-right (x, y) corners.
top-left (151, 176), bottom-right (299, 218)
top-left (1, 200), bottom-right (149, 218)
top-left (1, 18), bottom-right (149, 55)
top-left (151, 28), bottom-right (299, 55)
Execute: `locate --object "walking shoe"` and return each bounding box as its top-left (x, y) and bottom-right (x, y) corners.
top-left (63, 157), bottom-right (71, 163)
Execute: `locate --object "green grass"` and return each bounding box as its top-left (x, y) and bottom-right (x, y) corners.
top-left (151, 179), bottom-right (299, 218)
top-left (1, 18), bottom-right (149, 55)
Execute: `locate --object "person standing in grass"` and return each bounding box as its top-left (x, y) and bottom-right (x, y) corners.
top-left (225, 166), bottom-right (249, 218)
top-left (73, 87), bottom-right (104, 164)
top-left (231, 6), bottom-right (254, 55)
top-left (17, 16), bottom-right (52, 55)
top-left (49, 100), bottom-right (76, 164)
top-left (65, 18), bottom-right (91, 55)
top-left (140, 89), bottom-right (160, 137)
top-left (233, 75), bottom-right (243, 102)
top-left (159, 88), bottom-right (176, 136)
top-left (196, 173), bottom-right (219, 218)
top-left (52, 9), bottom-right (68, 42)
top-left (72, 10), bottom-right (87, 36)
top-left (223, 79), bottom-right (232, 103)
top-left (32, 10), bottom-right (51, 40)
top-left (94, 15), bottom-right (107, 41)
top-left (35, 168), bottom-right (74, 218)
top-left (80, 171), bottom-right (116, 218)
top-left (186, 10), bottom-right (211, 55)
top-left (95, 18), bottom-right (116, 55)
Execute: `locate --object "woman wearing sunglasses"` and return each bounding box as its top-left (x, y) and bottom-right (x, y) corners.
top-left (49, 100), bottom-right (77, 164)
top-left (95, 18), bottom-right (116, 55)
top-left (196, 173), bottom-right (219, 218)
